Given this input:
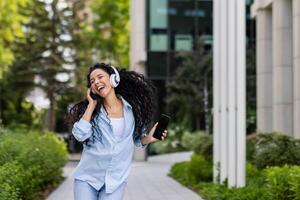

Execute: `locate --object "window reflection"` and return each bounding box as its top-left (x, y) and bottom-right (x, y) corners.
top-left (147, 0), bottom-right (254, 78)
top-left (149, 0), bottom-right (168, 52)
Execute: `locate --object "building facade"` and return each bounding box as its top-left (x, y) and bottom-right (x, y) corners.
top-left (131, 0), bottom-right (213, 115)
top-left (131, 0), bottom-right (254, 115)
top-left (251, 0), bottom-right (300, 137)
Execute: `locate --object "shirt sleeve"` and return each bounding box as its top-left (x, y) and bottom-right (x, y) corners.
top-left (133, 127), bottom-right (148, 149)
top-left (72, 118), bottom-right (93, 142)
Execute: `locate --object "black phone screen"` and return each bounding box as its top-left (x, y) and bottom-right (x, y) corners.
top-left (153, 114), bottom-right (171, 140)
top-left (90, 90), bottom-right (98, 100)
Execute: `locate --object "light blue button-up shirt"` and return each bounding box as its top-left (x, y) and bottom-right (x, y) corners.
top-left (71, 97), bottom-right (146, 193)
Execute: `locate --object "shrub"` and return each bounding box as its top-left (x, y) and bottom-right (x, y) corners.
top-left (169, 154), bottom-right (213, 185)
top-left (246, 134), bottom-right (256, 162)
top-left (0, 130), bottom-right (68, 200)
top-left (169, 161), bottom-right (190, 185)
top-left (182, 173), bottom-right (268, 200)
top-left (264, 165), bottom-right (300, 200)
top-left (181, 131), bottom-right (213, 160)
top-left (289, 166), bottom-right (300, 200)
top-left (16, 132), bottom-right (68, 185)
top-left (149, 126), bottom-right (186, 154)
top-left (169, 131), bottom-right (300, 199)
top-left (189, 153), bottom-right (213, 183)
top-left (0, 162), bottom-right (24, 200)
top-left (181, 131), bottom-right (257, 163)
top-left (246, 162), bottom-right (266, 187)
top-left (181, 130), bottom-right (206, 151)
top-left (197, 182), bottom-right (227, 200)
top-left (224, 185), bottom-right (267, 200)
top-left (265, 166), bottom-right (293, 200)
top-left (255, 132), bottom-right (300, 169)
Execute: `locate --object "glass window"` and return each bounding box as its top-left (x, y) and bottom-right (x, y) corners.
top-left (149, 0), bottom-right (168, 52)
top-left (150, 0), bottom-right (168, 29)
top-left (151, 79), bottom-right (167, 116)
top-left (147, 52), bottom-right (167, 77)
top-left (150, 34), bottom-right (168, 51)
top-left (175, 34), bottom-right (193, 51)
top-left (197, 0), bottom-right (212, 49)
top-left (169, 0), bottom-right (195, 51)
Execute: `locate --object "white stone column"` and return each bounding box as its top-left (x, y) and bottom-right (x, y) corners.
top-left (293, 0), bottom-right (300, 138)
top-left (227, 0), bottom-right (237, 187)
top-left (130, 0), bottom-right (147, 74)
top-left (130, 0), bottom-right (147, 161)
top-left (213, 0), bottom-right (221, 182)
top-left (236, 0), bottom-right (246, 187)
top-left (272, 0), bottom-right (293, 135)
top-left (219, 0), bottom-right (228, 184)
top-left (213, 0), bottom-right (246, 187)
top-left (256, 8), bottom-right (273, 132)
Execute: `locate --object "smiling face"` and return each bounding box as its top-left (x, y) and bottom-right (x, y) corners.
top-left (89, 68), bottom-right (113, 98)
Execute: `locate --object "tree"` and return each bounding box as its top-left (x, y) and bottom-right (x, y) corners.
top-left (1, 0), bottom-right (132, 131)
top-left (69, 0), bottom-right (94, 94)
top-left (30, 0), bottom-right (76, 131)
top-left (0, 0), bottom-right (29, 79)
top-left (246, 44), bottom-right (256, 133)
top-left (166, 43), bottom-right (212, 131)
top-left (1, 0), bottom-right (74, 131)
top-left (0, 0), bottom-right (39, 127)
top-left (90, 0), bottom-right (130, 67)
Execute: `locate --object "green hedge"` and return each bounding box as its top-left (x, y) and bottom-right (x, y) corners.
top-left (169, 161), bottom-right (190, 185)
top-left (199, 183), bottom-right (267, 200)
top-left (181, 131), bottom-right (213, 161)
top-left (255, 132), bottom-right (300, 169)
top-left (170, 158), bottom-right (300, 200)
top-left (149, 126), bottom-right (186, 155)
top-left (265, 166), bottom-right (300, 200)
top-left (169, 153), bottom-right (212, 185)
top-left (0, 129), bottom-right (68, 200)
top-left (169, 131), bottom-right (300, 200)
top-left (181, 130), bottom-right (255, 162)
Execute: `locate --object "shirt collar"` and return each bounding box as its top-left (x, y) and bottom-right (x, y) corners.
top-left (99, 95), bottom-right (132, 116)
top-left (118, 95), bottom-right (132, 110)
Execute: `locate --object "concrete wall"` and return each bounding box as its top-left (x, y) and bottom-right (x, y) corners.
top-left (130, 0), bottom-right (148, 161)
top-left (293, 0), bottom-right (300, 138)
top-left (252, 0), bottom-right (300, 136)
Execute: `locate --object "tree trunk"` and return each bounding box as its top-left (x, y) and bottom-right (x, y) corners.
top-left (195, 115), bottom-right (201, 130)
top-left (48, 91), bottom-right (56, 131)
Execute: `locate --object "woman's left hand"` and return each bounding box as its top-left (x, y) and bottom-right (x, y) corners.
top-left (141, 123), bottom-right (168, 145)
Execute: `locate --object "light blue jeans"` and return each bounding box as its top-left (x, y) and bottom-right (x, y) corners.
top-left (74, 179), bottom-right (127, 200)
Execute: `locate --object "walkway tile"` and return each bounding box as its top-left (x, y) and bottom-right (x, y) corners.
top-left (124, 152), bottom-right (203, 200)
top-left (46, 152), bottom-right (203, 200)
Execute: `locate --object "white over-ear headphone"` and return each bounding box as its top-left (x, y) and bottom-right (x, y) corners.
top-left (110, 65), bottom-right (120, 88)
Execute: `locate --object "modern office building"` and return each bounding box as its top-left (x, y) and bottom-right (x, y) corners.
top-left (251, 0), bottom-right (300, 137)
top-left (131, 0), bottom-right (255, 115)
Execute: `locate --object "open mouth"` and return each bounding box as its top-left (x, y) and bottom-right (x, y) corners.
top-left (97, 85), bottom-right (105, 92)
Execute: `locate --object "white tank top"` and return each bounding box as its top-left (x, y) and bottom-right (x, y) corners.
top-left (110, 117), bottom-right (125, 139)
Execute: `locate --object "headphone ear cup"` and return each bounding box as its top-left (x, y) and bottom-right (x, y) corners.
top-left (109, 65), bottom-right (120, 88)
top-left (110, 74), bottom-right (117, 88)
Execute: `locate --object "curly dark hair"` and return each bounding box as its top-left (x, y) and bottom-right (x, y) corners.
top-left (67, 63), bottom-right (158, 144)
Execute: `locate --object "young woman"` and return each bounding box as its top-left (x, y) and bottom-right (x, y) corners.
top-left (67, 63), bottom-right (168, 200)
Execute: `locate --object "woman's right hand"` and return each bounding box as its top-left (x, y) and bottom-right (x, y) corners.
top-left (87, 88), bottom-right (97, 108)
top-left (81, 88), bottom-right (97, 122)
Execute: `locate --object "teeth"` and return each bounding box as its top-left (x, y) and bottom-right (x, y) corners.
top-left (98, 86), bottom-right (104, 91)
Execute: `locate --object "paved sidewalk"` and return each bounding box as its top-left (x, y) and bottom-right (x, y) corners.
top-left (46, 151), bottom-right (203, 200)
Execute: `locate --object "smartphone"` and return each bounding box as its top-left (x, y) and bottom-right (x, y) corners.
top-left (90, 90), bottom-right (98, 100)
top-left (153, 114), bottom-right (171, 140)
